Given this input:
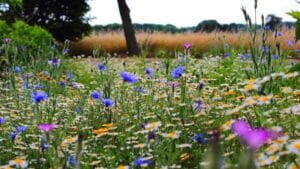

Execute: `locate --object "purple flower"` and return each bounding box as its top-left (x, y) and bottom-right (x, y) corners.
top-left (244, 129), bottom-right (270, 150)
top-left (90, 91), bottom-right (101, 100)
top-left (48, 58), bottom-right (60, 67)
top-left (42, 71), bottom-right (49, 76)
top-left (144, 68), bottom-right (153, 78)
top-left (239, 54), bottom-right (246, 60)
top-left (286, 40), bottom-right (294, 47)
top-left (183, 42), bottom-right (191, 50)
top-left (136, 87), bottom-right (146, 94)
top-left (59, 81), bottom-right (65, 86)
top-left (231, 120), bottom-right (276, 150)
top-left (264, 25), bottom-right (271, 30)
top-left (2, 38), bottom-right (11, 44)
top-left (30, 91), bottom-right (47, 104)
top-left (231, 120), bottom-right (251, 139)
top-left (37, 124), bottom-right (57, 132)
top-left (277, 32), bottom-right (282, 37)
top-left (0, 117), bottom-right (4, 125)
top-left (197, 82), bottom-right (204, 91)
top-left (147, 131), bottom-right (155, 141)
top-left (97, 63), bottom-right (107, 71)
top-left (193, 100), bottom-right (203, 112)
top-left (101, 99), bottom-right (114, 107)
top-left (170, 65), bottom-right (184, 79)
top-left (134, 157), bottom-right (152, 167)
top-left (120, 71), bottom-right (137, 83)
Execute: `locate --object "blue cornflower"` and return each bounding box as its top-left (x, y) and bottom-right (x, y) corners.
top-left (48, 58), bottom-right (60, 67)
top-left (120, 71), bottom-right (137, 83)
top-left (290, 61), bottom-right (295, 66)
top-left (30, 91), bottom-right (47, 104)
top-left (170, 65), bottom-right (184, 79)
top-left (193, 100), bottom-right (203, 112)
top-left (16, 126), bottom-right (27, 133)
top-left (9, 132), bottom-right (16, 140)
top-left (224, 52), bottom-right (230, 58)
top-left (59, 81), bottom-right (65, 86)
top-left (101, 99), bottom-right (114, 107)
top-left (144, 68), bottom-right (153, 78)
top-left (97, 63), bottom-right (107, 71)
top-left (66, 71), bottom-right (72, 81)
top-left (41, 142), bottom-right (49, 151)
top-left (14, 66), bottom-right (21, 74)
top-left (134, 157), bottom-right (152, 167)
top-left (42, 71), bottom-right (49, 76)
top-left (67, 155), bottom-right (77, 166)
top-left (277, 32), bottom-right (282, 37)
top-left (136, 87), bottom-right (146, 94)
top-left (239, 54), bottom-right (246, 61)
top-left (271, 54), bottom-right (278, 60)
top-left (192, 132), bottom-right (206, 144)
top-left (0, 117), bottom-right (4, 125)
top-left (264, 25), bottom-right (271, 30)
top-left (22, 81), bottom-right (28, 89)
top-left (90, 91), bottom-right (101, 100)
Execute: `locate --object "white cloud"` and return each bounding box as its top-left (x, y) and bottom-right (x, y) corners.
top-left (87, 0), bottom-right (300, 27)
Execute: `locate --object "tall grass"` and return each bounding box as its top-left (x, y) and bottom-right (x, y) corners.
top-left (71, 28), bottom-right (299, 57)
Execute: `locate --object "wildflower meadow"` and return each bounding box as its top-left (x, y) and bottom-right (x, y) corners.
top-left (0, 0), bottom-right (300, 169)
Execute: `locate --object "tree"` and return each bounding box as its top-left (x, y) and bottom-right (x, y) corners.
top-left (22, 0), bottom-right (91, 42)
top-left (265, 14), bottom-right (282, 31)
top-left (194, 20), bottom-right (221, 32)
top-left (0, 0), bottom-right (23, 23)
top-left (117, 0), bottom-right (140, 55)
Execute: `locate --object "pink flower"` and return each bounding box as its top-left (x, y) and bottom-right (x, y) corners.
top-left (38, 124), bottom-right (57, 132)
top-left (231, 120), bottom-right (280, 151)
top-left (183, 42), bottom-right (191, 50)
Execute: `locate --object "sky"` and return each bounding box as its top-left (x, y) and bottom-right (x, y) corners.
top-left (87, 0), bottom-right (300, 27)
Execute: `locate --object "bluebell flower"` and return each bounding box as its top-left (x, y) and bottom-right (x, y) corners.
top-left (16, 126), bottom-right (27, 133)
top-left (9, 132), bottom-right (16, 140)
top-left (136, 87), bottom-right (146, 94)
top-left (170, 65), bottom-right (184, 79)
top-left (192, 132), bottom-right (206, 144)
top-left (67, 155), bottom-right (77, 166)
top-left (120, 71), bottom-right (137, 83)
top-left (0, 117), bottom-right (4, 125)
top-left (134, 157), bottom-right (152, 167)
top-left (97, 63), bottom-right (107, 71)
top-left (30, 91), bottom-right (47, 104)
top-left (14, 66), bottom-right (21, 74)
top-left (144, 68), bottom-right (153, 78)
top-left (101, 99), bottom-right (114, 107)
top-left (90, 91), bottom-right (101, 100)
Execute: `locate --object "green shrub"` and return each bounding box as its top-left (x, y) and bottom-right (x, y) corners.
top-left (8, 20), bottom-right (53, 48)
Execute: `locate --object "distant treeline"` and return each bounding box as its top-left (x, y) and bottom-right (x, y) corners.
top-left (93, 19), bottom-right (295, 33)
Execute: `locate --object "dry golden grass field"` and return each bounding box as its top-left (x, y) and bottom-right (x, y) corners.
top-left (71, 28), bottom-right (300, 57)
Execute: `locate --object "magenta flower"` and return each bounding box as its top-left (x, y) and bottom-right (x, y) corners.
top-left (231, 120), bottom-right (277, 151)
top-left (38, 124), bottom-right (57, 132)
top-left (231, 120), bottom-right (251, 139)
top-left (183, 42), bottom-right (191, 50)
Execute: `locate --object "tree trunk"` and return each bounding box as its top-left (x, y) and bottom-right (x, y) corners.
top-left (117, 0), bottom-right (140, 56)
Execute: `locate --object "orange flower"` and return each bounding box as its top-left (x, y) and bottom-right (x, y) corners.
top-left (224, 90), bottom-right (234, 96)
top-left (93, 128), bottom-right (108, 135)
